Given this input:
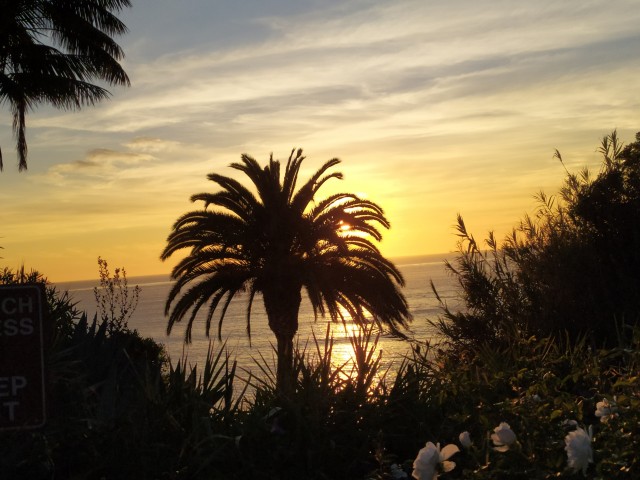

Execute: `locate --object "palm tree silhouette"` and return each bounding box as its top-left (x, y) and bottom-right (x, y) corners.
top-left (0, 0), bottom-right (131, 170)
top-left (161, 149), bottom-right (411, 393)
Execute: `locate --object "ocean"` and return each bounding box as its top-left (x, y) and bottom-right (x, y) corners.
top-left (55, 253), bottom-right (460, 378)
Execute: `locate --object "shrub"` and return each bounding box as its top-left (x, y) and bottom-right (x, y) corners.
top-left (93, 256), bottom-right (141, 334)
top-left (0, 267), bottom-right (242, 479)
top-left (432, 131), bottom-right (640, 350)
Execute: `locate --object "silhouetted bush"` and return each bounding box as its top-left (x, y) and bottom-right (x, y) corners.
top-left (0, 269), bottom-right (241, 479)
top-left (432, 131), bottom-right (640, 350)
top-left (0, 270), bottom-right (638, 478)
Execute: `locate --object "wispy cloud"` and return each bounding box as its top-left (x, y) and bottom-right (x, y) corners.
top-left (39, 148), bottom-right (155, 184)
top-left (2, 0), bottom-right (639, 280)
top-left (124, 137), bottom-right (180, 153)
top-left (29, 0), bottom-right (639, 151)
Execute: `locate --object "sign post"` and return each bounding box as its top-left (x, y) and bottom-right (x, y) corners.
top-left (0, 284), bottom-right (47, 430)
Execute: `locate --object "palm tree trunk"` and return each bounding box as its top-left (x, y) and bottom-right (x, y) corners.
top-left (264, 286), bottom-right (301, 395)
top-left (275, 332), bottom-right (295, 396)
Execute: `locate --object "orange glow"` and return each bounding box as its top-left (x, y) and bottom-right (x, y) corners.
top-left (0, 1), bottom-right (634, 283)
top-left (338, 221), bottom-right (351, 232)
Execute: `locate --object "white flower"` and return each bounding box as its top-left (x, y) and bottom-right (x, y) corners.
top-left (565, 425), bottom-right (593, 476)
top-left (390, 463), bottom-right (408, 479)
top-left (491, 422), bottom-right (517, 452)
top-left (595, 398), bottom-right (617, 423)
top-left (412, 442), bottom-right (459, 480)
top-left (562, 419), bottom-right (578, 429)
top-left (458, 431), bottom-right (472, 449)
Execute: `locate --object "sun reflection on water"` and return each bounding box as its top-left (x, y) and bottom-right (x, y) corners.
top-left (311, 314), bottom-right (388, 386)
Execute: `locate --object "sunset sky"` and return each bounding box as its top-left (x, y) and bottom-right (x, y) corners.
top-left (1, 0), bottom-right (639, 282)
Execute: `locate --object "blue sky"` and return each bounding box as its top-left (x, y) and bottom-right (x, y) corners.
top-left (1, 0), bottom-right (639, 281)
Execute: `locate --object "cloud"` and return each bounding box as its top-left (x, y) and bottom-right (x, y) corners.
top-left (3, 0), bottom-right (639, 281)
top-left (65, 0), bottom-right (636, 147)
top-left (25, 0), bottom-right (638, 166)
top-left (30, 146), bottom-right (159, 189)
top-left (124, 137), bottom-right (180, 153)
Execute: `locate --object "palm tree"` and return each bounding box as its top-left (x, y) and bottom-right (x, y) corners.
top-left (161, 149), bottom-right (411, 393)
top-left (0, 0), bottom-right (130, 170)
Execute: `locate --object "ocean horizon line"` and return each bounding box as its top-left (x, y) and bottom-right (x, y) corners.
top-left (55, 252), bottom-right (453, 288)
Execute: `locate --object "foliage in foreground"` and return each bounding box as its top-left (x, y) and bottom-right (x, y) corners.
top-left (0, 268), bottom-right (241, 478)
top-left (1, 269), bottom-right (638, 479)
top-left (432, 131), bottom-right (640, 350)
top-left (398, 330), bottom-right (640, 480)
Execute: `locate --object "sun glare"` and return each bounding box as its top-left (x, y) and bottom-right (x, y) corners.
top-left (315, 306), bottom-right (387, 386)
top-left (338, 221), bottom-right (351, 232)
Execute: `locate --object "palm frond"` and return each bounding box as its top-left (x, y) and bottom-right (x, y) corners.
top-left (1, 0), bottom-right (130, 169)
top-left (162, 150), bottom-right (410, 354)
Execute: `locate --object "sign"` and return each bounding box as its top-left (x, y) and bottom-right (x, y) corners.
top-left (0, 284), bottom-right (47, 429)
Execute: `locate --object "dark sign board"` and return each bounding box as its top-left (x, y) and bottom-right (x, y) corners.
top-left (0, 284), bottom-right (47, 430)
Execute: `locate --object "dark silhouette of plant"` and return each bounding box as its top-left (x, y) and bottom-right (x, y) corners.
top-left (0, 265), bottom-right (80, 339)
top-left (432, 131), bottom-right (640, 350)
top-left (0, 266), bottom-right (243, 479)
top-left (0, 0), bottom-right (131, 170)
top-left (93, 256), bottom-right (140, 334)
top-left (2, 264), bottom-right (638, 478)
top-left (161, 149), bottom-right (411, 393)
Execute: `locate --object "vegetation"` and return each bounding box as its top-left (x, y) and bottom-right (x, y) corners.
top-left (0, 0), bottom-right (131, 170)
top-left (1, 267), bottom-right (237, 479)
top-left (1, 267), bottom-right (638, 479)
top-left (161, 149), bottom-right (410, 393)
top-left (1, 132), bottom-right (638, 479)
top-left (432, 131), bottom-right (640, 351)
top-left (93, 256), bottom-right (140, 334)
